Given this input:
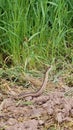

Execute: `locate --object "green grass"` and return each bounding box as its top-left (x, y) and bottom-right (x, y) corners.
top-left (0, 0), bottom-right (73, 70)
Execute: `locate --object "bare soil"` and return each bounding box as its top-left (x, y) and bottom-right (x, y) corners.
top-left (0, 75), bottom-right (73, 130)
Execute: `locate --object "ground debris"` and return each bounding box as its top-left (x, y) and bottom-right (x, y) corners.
top-left (0, 77), bottom-right (73, 129)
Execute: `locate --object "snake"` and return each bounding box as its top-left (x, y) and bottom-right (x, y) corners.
top-left (18, 66), bottom-right (52, 99)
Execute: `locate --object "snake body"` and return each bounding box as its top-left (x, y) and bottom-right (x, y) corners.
top-left (18, 67), bottom-right (52, 99)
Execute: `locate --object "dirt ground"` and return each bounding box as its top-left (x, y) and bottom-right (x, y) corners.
top-left (0, 75), bottom-right (73, 130)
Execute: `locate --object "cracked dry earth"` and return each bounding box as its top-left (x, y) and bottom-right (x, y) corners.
top-left (0, 78), bottom-right (73, 130)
